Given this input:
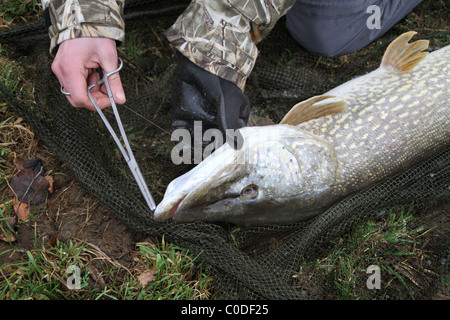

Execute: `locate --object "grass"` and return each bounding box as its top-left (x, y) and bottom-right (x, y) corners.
top-left (0, 56), bottom-right (212, 300)
top-left (0, 61), bottom-right (21, 93)
top-left (0, 103), bottom-right (213, 300)
top-left (0, 0), bottom-right (41, 24)
top-left (0, 111), bottom-right (14, 189)
top-left (0, 214), bottom-right (213, 300)
top-left (293, 208), bottom-right (444, 300)
top-left (134, 240), bottom-right (212, 299)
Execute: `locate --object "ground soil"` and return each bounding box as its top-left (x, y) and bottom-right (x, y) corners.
top-left (0, 142), bottom-right (145, 269)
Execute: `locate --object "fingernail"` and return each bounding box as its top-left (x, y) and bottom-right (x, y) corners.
top-left (116, 91), bottom-right (126, 101)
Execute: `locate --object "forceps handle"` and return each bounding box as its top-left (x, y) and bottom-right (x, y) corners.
top-left (87, 59), bottom-right (129, 161)
top-left (87, 59), bottom-right (156, 211)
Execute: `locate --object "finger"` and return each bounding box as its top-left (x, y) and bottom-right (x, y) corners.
top-left (87, 70), bottom-right (100, 88)
top-left (63, 72), bottom-right (93, 110)
top-left (89, 91), bottom-right (115, 110)
top-left (84, 71), bottom-right (111, 110)
top-left (53, 61), bottom-right (94, 109)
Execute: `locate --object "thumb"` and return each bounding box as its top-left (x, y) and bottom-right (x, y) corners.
top-left (107, 71), bottom-right (126, 104)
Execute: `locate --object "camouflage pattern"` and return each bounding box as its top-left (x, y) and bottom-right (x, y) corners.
top-left (41, 0), bottom-right (125, 55)
top-left (42, 0), bottom-right (295, 88)
top-left (165, 0), bottom-right (296, 90)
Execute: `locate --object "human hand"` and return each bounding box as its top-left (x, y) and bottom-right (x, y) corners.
top-left (51, 37), bottom-right (126, 110)
top-left (171, 52), bottom-right (250, 145)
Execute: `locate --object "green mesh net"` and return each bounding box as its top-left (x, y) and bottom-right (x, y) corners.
top-left (1, 0), bottom-right (448, 299)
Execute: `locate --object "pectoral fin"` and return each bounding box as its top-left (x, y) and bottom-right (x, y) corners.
top-left (280, 95), bottom-right (346, 126)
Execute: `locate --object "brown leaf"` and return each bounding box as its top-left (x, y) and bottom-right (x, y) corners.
top-left (0, 229), bottom-right (16, 242)
top-left (13, 198), bottom-right (30, 221)
top-left (88, 265), bottom-right (106, 289)
top-left (10, 159), bottom-right (49, 204)
top-left (137, 270), bottom-right (157, 286)
top-left (45, 175), bottom-right (54, 194)
top-left (48, 234), bottom-right (57, 246)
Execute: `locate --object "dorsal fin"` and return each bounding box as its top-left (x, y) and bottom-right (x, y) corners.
top-left (381, 31), bottom-right (429, 72)
top-left (280, 95), bottom-right (346, 126)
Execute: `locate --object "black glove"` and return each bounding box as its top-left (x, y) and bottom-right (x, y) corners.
top-left (171, 52), bottom-right (250, 148)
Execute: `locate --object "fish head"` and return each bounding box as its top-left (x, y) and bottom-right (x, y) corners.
top-left (154, 125), bottom-right (338, 226)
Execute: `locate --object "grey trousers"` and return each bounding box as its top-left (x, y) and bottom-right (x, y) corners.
top-left (286, 0), bottom-right (423, 56)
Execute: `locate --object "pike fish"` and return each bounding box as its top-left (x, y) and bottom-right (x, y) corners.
top-left (154, 31), bottom-right (450, 226)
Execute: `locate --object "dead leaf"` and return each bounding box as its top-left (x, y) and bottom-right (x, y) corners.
top-left (10, 158), bottom-right (49, 204)
top-left (88, 265), bottom-right (106, 289)
top-left (45, 175), bottom-right (54, 194)
top-left (13, 198), bottom-right (30, 221)
top-left (137, 270), bottom-right (157, 286)
top-left (0, 229), bottom-right (16, 242)
top-left (48, 234), bottom-right (57, 246)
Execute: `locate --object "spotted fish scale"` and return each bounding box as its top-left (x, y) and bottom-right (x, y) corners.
top-left (297, 41), bottom-right (449, 199)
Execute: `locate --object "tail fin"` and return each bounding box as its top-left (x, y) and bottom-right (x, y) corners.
top-left (381, 31), bottom-right (429, 72)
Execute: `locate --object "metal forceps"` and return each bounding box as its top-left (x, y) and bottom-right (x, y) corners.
top-left (87, 58), bottom-right (156, 211)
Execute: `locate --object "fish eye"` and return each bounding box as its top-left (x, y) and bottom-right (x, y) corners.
top-left (241, 185), bottom-right (258, 200)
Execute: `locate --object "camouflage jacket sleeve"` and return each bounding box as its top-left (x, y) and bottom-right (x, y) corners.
top-left (165, 0), bottom-right (296, 91)
top-left (41, 0), bottom-right (125, 55)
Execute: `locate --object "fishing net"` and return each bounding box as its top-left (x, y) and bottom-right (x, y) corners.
top-left (1, 0), bottom-right (448, 299)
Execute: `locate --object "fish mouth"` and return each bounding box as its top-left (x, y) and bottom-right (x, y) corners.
top-left (153, 167), bottom-right (243, 222)
top-left (154, 194), bottom-right (187, 221)
top-left (154, 190), bottom-right (242, 224)
top-left (153, 177), bottom-right (238, 222)
top-left (154, 143), bottom-right (244, 222)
